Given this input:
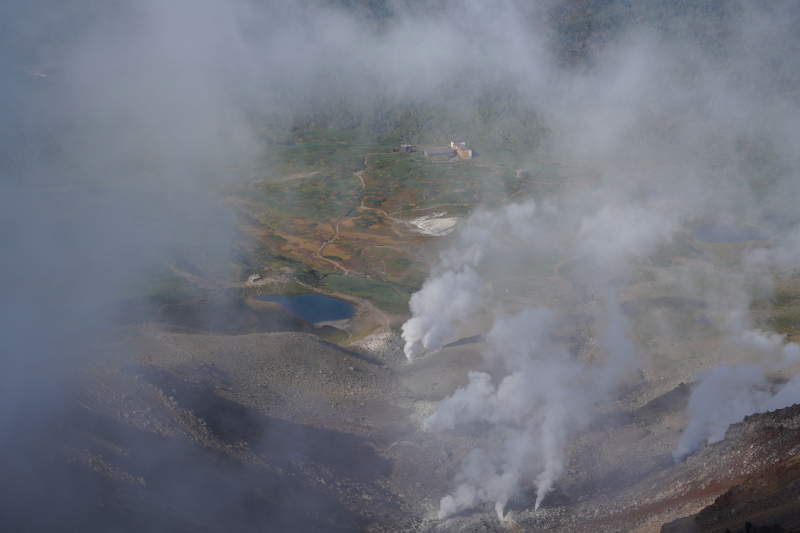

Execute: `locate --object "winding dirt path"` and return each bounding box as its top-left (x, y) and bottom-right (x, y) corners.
top-left (252, 170), bottom-right (321, 184)
top-left (313, 212), bottom-right (354, 273)
top-left (313, 158), bottom-right (412, 269)
top-left (354, 167), bottom-right (414, 237)
top-left (388, 203), bottom-right (476, 216)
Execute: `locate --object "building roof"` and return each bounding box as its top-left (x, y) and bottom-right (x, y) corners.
top-left (425, 148), bottom-right (455, 156)
top-left (449, 135), bottom-right (466, 144)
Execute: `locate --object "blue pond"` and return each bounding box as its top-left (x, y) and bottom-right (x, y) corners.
top-left (693, 224), bottom-right (767, 243)
top-left (253, 294), bottom-right (355, 323)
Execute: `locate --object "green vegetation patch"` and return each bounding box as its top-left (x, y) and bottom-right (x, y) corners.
top-left (360, 246), bottom-right (427, 288)
top-left (241, 280), bottom-right (310, 299)
top-left (227, 127), bottom-right (573, 297)
top-left (323, 273), bottom-right (410, 314)
top-left (235, 170), bottom-right (362, 219)
top-left (766, 311), bottom-right (800, 336)
top-left (255, 128), bottom-right (387, 174)
top-left (354, 211), bottom-right (382, 227)
top-left (361, 152), bottom-right (543, 213)
top-left (236, 243), bottom-right (300, 272)
top-left (772, 289), bottom-right (800, 307)
top-left (295, 267), bottom-right (340, 286)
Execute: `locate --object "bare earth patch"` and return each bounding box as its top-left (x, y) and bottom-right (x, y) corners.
top-left (407, 212), bottom-right (460, 236)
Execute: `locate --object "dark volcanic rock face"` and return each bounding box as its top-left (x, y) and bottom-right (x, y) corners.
top-left (0, 325), bottom-right (412, 533)
top-left (662, 405), bottom-right (800, 533)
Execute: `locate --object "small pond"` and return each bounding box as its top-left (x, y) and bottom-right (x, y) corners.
top-left (693, 224), bottom-right (767, 243)
top-left (253, 294), bottom-right (356, 323)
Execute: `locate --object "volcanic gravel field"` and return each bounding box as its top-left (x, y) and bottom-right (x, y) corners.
top-left (57, 266), bottom-right (800, 533)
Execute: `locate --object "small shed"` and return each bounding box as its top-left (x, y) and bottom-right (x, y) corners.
top-left (400, 144), bottom-right (413, 153)
top-left (449, 135), bottom-right (472, 159)
top-left (454, 143), bottom-right (472, 159)
top-left (248, 273), bottom-right (261, 283)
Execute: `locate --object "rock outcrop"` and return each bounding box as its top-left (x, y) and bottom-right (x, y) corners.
top-left (662, 404), bottom-right (800, 533)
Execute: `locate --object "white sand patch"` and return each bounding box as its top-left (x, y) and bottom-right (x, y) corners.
top-left (408, 212), bottom-right (459, 236)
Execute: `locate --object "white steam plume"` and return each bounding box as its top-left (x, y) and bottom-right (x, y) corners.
top-left (673, 330), bottom-right (800, 462)
top-left (402, 267), bottom-right (483, 360)
top-left (746, 226), bottom-right (800, 271)
top-left (576, 204), bottom-right (676, 272)
top-left (426, 308), bottom-right (597, 519)
top-left (409, 199), bottom-right (678, 519)
top-left (402, 203), bottom-right (542, 360)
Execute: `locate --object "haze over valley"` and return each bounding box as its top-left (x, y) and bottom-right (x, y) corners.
top-left (4, 1), bottom-right (800, 532)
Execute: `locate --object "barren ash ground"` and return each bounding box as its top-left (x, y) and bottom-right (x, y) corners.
top-left (54, 239), bottom-right (800, 532)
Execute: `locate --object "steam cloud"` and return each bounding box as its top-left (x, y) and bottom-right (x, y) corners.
top-left (407, 198), bottom-right (677, 518)
top-left (672, 330), bottom-right (800, 462)
top-left (399, 0), bottom-right (800, 521)
top-left (5, 0), bottom-right (800, 530)
top-left (402, 204), bottom-right (541, 359)
top-left (426, 307), bottom-right (597, 518)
